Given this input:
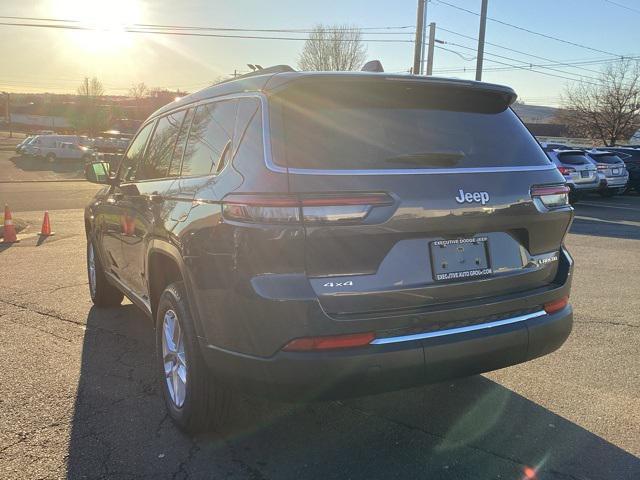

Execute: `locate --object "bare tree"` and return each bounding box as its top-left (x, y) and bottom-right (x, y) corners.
top-left (128, 82), bottom-right (149, 99)
top-left (561, 60), bottom-right (640, 146)
top-left (77, 76), bottom-right (104, 97)
top-left (70, 77), bottom-right (109, 135)
top-left (298, 24), bottom-right (367, 71)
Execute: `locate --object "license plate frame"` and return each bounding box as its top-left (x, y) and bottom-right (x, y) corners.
top-left (430, 237), bottom-right (492, 282)
top-left (612, 168), bottom-right (620, 175)
top-left (581, 170), bottom-right (590, 178)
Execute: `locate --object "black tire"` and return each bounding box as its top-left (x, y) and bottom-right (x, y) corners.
top-left (569, 191), bottom-right (581, 204)
top-left (87, 240), bottom-right (124, 307)
top-left (156, 282), bottom-right (233, 433)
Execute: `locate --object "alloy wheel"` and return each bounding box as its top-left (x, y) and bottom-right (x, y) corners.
top-left (162, 309), bottom-right (188, 408)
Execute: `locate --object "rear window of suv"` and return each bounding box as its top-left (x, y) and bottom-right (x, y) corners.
top-left (269, 78), bottom-right (550, 170)
top-left (557, 153), bottom-right (589, 165)
top-left (590, 154), bottom-right (623, 164)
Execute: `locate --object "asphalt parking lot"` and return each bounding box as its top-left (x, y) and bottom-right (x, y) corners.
top-left (0, 177), bottom-right (639, 479)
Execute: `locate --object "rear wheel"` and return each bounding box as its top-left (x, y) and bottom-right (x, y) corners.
top-left (568, 190), bottom-right (581, 204)
top-left (156, 282), bottom-right (233, 433)
top-left (87, 240), bottom-right (124, 307)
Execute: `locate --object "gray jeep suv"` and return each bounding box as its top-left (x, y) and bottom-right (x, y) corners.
top-left (84, 67), bottom-right (574, 432)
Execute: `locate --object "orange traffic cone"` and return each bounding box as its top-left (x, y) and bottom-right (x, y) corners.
top-left (2, 204), bottom-right (19, 243)
top-left (39, 211), bottom-right (54, 236)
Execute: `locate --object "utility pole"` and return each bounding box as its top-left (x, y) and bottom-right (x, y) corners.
top-left (419, 0), bottom-right (429, 74)
top-left (426, 22), bottom-right (436, 76)
top-left (413, 0), bottom-right (426, 75)
top-left (475, 0), bottom-right (489, 81)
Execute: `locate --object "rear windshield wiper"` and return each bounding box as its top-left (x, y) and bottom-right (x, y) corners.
top-left (382, 151), bottom-right (465, 167)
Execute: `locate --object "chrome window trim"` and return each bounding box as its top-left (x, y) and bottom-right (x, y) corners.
top-left (274, 164), bottom-right (558, 176)
top-left (369, 310), bottom-right (547, 345)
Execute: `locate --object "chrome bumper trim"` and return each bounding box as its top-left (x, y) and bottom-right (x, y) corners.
top-left (370, 310), bottom-right (547, 345)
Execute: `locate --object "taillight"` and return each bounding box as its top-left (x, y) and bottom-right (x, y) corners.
top-left (557, 166), bottom-right (575, 176)
top-left (596, 164), bottom-right (609, 171)
top-left (222, 193), bottom-right (394, 224)
top-left (544, 296), bottom-right (569, 314)
top-left (531, 185), bottom-right (570, 209)
top-left (282, 332), bottom-right (375, 352)
top-left (222, 195), bottom-right (300, 223)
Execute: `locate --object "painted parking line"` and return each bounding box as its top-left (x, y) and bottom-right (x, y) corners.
top-left (578, 201), bottom-right (640, 212)
top-left (574, 215), bottom-right (640, 228)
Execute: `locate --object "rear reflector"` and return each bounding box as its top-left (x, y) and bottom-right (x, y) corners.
top-left (222, 193), bottom-right (393, 224)
top-left (544, 296), bottom-right (569, 314)
top-left (531, 185), bottom-right (570, 208)
top-left (282, 332), bottom-right (375, 352)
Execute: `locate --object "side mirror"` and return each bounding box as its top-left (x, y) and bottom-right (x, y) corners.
top-left (85, 161), bottom-right (113, 184)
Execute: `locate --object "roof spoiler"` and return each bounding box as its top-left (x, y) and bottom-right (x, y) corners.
top-left (361, 60), bottom-right (384, 72)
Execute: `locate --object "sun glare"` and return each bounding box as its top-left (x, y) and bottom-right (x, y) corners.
top-left (50, 0), bottom-right (143, 54)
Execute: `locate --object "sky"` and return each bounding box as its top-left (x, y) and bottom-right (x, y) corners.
top-left (1, 0), bottom-right (640, 106)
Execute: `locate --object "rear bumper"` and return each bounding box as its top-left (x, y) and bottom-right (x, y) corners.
top-left (599, 175), bottom-right (629, 189)
top-left (568, 179), bottom-right (600, 192)
top-left (201, 305), bottom-right (572, 401)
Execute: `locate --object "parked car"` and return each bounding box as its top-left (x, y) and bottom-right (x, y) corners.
top-left (585, 150), bottom-right (628, 196)
top-left (36, 141), bottom-right (96, 162)
top-left (596, 147), bottom-right (640, 194)
top-left (15, 136), bottom-right (35, 154)
top-left (83, 67), bottom-right (574, 432)
top-left (546, 149), bottom-right (598, 202)
top-left (21, 136), bottom-right (42, 157)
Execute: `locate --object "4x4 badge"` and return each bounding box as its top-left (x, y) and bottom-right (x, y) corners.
top-left (455, 189), bottom-right (490, 205)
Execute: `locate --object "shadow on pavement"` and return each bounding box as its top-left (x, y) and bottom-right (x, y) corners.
top-left (10, 155), bottom-right (84, 176)
top-left (67, 306), bottom-right (640, 479)
top-left (570, 195), bottom-right (640, 240)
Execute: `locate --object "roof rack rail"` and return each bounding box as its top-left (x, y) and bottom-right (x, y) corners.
top-left (218, 64), bottom-right (295, 85)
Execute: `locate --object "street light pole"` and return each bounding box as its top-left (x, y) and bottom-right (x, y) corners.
top-left (475, 0), bottom-right (489, 81)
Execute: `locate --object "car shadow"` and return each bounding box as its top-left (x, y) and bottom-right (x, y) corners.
top-left (10, 155), bottom-right (83, 175)
top-left (66, 306), bottom-right (640, 479)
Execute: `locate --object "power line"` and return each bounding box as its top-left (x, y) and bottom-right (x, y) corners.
top-left (601, 0), bottom-right (640, 14)
top-left (0, 16), bottom-right (415, 34)
top-left (433, 0), bottom-right (624, 58)
top-left (432, 43), bottom-right (603, 86)
top-left (0, 21), bottom-right (416, 43)
top-left (437, 26), bottom-right (609, 77)
top-left (441, 39), bottom-right (606, 84)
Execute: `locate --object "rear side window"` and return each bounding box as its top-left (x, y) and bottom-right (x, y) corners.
top-left (138, 110), bottom-right (186, 180)
top-left (169, 108), bottom-right (195, 177)
top-left (181, 100), bottom-right (238, 177)
top-left (119, 122), bottom-right (154, 182)
top-left (269, 79), bottom-right (549, 170)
